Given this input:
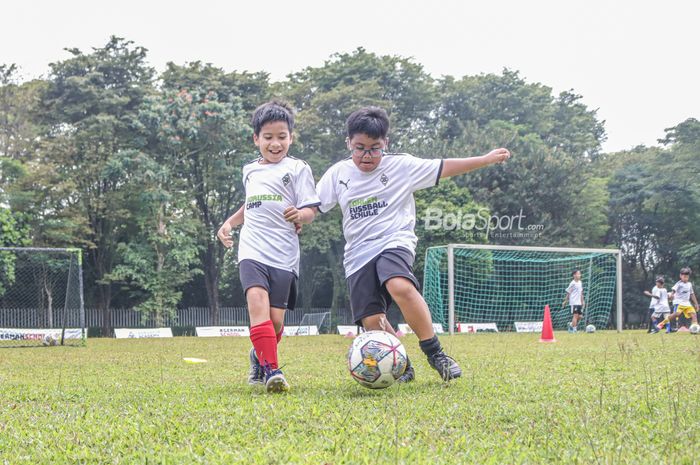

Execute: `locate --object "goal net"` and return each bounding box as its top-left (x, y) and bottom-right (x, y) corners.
top-left (423, 244), bottom-right (622, 333)
top-left (296, 311), bottom-right (331, 335)
top-left (0, 247), bottom-right (85, 347)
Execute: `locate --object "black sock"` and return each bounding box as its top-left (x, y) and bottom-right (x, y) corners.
top-left (419, 336), bottom-right (442, 358)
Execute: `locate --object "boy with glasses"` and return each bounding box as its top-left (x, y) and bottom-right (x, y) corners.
top-left (314, 106), bottom-right (510, 381)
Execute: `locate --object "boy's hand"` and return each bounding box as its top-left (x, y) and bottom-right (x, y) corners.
top-left (217, 223), bottom-right (234, 248)
top-left (284, 206), bottom-right (304, 223)
top-left (295, 222), bottom-right (303, 235)
top-left (486, 148), bottom-right (511, 165)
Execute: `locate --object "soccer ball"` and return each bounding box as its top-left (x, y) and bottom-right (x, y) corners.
top-left (690, 324), bottom-right (700, 335)
top-left (585, 324), bottom-right (596, 333)
top-left (42, 333), bottom-right (59, 346)
top-left (347, 330), bottom-right (407, 389)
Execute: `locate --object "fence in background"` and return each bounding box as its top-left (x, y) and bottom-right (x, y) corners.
top-left (75, 307), bottom-right (354, 329)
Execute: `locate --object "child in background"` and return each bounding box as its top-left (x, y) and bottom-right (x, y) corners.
top-left (656, 267), bottom-right (699, 331)
top-left (644, 276), bottom-right (670, 333)
top-left (562, 270), bottom-right (585, 333)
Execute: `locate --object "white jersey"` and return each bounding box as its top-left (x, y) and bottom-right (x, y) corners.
top-left (652, 286), bottom-right (670, 313)
top-left (671, 281), bottom-right (694, 306)
top-left (566, 280), bottom-right (583, 306)
top-left (237, 156), bottom-right (320, 274)
top-left (317, 153), bottom-right (443, 277)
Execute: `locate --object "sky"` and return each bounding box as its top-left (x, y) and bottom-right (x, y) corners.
top-left (2, 0), bottom-right (698, 152)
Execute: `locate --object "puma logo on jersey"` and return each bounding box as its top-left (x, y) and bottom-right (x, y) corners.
top-left (245, 173), bottom-right (252, 184)
top-left (339, 179), bottom-right (350, 190)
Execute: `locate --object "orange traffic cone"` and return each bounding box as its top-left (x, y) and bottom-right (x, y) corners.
top-left (539, 304), bottom-right (557, 343)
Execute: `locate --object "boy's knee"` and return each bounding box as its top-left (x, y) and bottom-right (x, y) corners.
top-left (270, 311), bottom-right (285, 330)
top-left (385, 277), bottom-right (417, 300)
top-left (361, 313), bottom-right (390, 332)
top-left (246, 287), bottom-right (268, 307)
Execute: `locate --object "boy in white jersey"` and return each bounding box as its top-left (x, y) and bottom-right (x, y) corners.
top-left (656, 267), bottom-right (698, 330)
top-left (315, 107), bottom-right (511, 381)
top-left (217, 101), bottom-right (320, 392)
top-left (644, 276), bottom-right (671, 333)
top-left (562, 270), bottom-right (584, 333)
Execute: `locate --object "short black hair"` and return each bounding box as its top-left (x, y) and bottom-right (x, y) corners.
top-left (251, 100), bottom-right (294, 136)
top-left (655, 276), bottom-right (665, 284)
top-left (680, 267), bottom-right (692, 276)
top-left (572, 269), bottom-right (581, 277)
top-left (346, 106), bottom-right (390, 139)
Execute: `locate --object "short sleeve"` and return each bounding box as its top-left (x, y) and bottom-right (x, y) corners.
top-left (316, 166), bottom-right (338, 213)
top-left (672, 283), bottom-right (679, 292)
top-left (401, 155), bottom-right (443, 191)
top-left (294, 162), bottom-right (321, 209)
top-left (566, 281), bottom-right (574, 293)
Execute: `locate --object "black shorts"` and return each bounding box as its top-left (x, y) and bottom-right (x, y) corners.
top-left (571, 305), bottom-right (583, 315)
top-left (239, 259), bottom-right (297, 310)
top-left (346, 247), bottom-right (419, 325)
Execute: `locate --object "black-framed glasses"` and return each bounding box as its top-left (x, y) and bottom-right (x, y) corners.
top-left (351, 147), bottom-right (384, 158)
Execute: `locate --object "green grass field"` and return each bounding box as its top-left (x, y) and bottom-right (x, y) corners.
top-left (1, 331), bottom-right (699, 464)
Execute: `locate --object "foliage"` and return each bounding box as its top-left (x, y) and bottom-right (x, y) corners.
top-left (0, 42), bottom-right (697, 327)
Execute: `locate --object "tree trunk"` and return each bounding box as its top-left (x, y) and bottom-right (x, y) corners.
top-left (203, 243), bottom-right (220, 325)
top-left (326, 244), bottom-right (346, 312)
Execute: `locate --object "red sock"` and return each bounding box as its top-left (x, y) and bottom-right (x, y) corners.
top-left (250, 320), bottom-right (278, 369)
top-left (276, 324), bottom-right (284, 344)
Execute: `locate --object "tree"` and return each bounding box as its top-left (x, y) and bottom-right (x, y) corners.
top-left (281, 48), bottom-right (438, 310)
top-left (105, 150), bottom-right (201, 326)
top-left (155, 62), bottom-right (264, 323)
top-left (38, 37), bottom-right (155, 333)
top-left (433, 70), bottom-right (607, 247)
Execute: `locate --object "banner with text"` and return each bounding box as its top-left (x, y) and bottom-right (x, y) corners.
top-left (456, 323), bottom-right (499, 333)
top-left (0, 328), bottom-right (83, 341)
top-left (338, 325), bottom-right (363, 336)
top-left (114, 328), bottom-right (173, 339)
top-left (514, 321), bottom-right (543, 333)
top-left (283, 325), bottom-right (319, 336)
top-left (195, 326), bottom-right (250, 337)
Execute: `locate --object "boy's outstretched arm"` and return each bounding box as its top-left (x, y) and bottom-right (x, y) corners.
top-left (217, 205), bottom-right (245, 248)
top-left (441, 148), bottom-right (511, 178)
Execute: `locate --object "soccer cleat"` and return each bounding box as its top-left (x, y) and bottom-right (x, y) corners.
top-left (649, 327), bottom-right (659, 334)
top-left (263, 366), bottom-right (290, 393)
top-left (567, 323), bottom-right (574, 333)
top-left (397, 357), bottom-right (415, 384)
top-left (656, 322), bottom-right (665, 331)
top-left (427, 351), bottom-right (462, 381)
top-left (247, 347), bottom-right (264, 386)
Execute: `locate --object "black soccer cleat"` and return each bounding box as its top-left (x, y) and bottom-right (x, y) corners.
top-left (247, 347), bottom-right (264, 386)
top-left (263, 366), bottom-right (290, 393)
top-left (396, 357), bottom-right (415, 384)
top-left (427, 351), bottom-right (462, 381)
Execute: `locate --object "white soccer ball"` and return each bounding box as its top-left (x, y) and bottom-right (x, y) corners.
top-left (347, 330), bottom-right (407, 389)
top-left (585, 324), bottom-right (596, 333)
top-left (690, 324), bottom-right (700, 335)
top-left (42, 333), bottom-right (59, 346)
